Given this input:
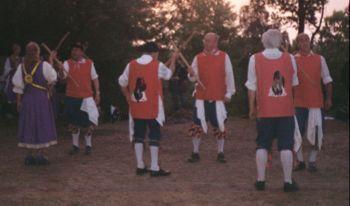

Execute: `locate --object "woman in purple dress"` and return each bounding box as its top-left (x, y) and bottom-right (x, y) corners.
top-left (12, 42), bottom-right (58, 165)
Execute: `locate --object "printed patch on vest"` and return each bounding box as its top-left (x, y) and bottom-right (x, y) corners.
top-left (132, 77), bottom-right (147, 102)
top-left (268, 70), bottom-right (287, 97)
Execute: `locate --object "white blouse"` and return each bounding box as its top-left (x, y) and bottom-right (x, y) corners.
top-left (12, 61), bottom-right (57, 94)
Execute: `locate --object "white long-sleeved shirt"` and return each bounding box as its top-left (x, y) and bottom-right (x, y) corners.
top-left (63, 58), bottom-right (98, 80)
top-left (118, 54), bottom-right (173, 124)
top-left (1, 57), bottom-right (21, 81)
top-left (12, 61), bottom-right (57, 94)
top-left (189, 50), bottom-right (236, 99)
top-left (1, 58), bottom-right (12, 82)
top-left (294, 52), bottom-right (333, 85)
top-left (245, 48), bottom-right (299, 91)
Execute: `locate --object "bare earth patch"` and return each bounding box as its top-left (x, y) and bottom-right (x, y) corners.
top-left (0, 118), bottom-right (348, 206)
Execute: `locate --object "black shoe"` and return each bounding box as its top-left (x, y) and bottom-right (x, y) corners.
top-left (150, 168), bottom-right (171, 177)
top-left (85, 146), bottom-right (92, 155)
top-left (308, 162), bottom-right (317, 173)
top-left (294, 161), bottom-right (306, 171)
top-left (187, 153), bottom-right (200, 163)
top-left (255, 181), bottom-right (265, 191)
top-left (24, 155), bottom-right (36, 166)
top-left (69, 146), bottom-right (80, 155)
top-left (36, 156), bottom-right (50, 165)
top-left (217, 152), bottom-right (226, 163)
top-left (136, 167), bottom-right (149, 176)
top-left (284, 181), bottom-right (299, 192)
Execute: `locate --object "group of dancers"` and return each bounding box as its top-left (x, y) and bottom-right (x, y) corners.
top-left (0, 28), bottom-right (333, 192)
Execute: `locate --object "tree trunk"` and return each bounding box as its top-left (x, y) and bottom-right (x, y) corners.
top-left (297, 0), bottom-right (306, 33)
top-left (311, 0), bottom-right (326, 46)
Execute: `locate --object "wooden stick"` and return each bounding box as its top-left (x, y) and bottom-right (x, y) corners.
top-left (180, 31), bottom-right (197, 50)
top-left (170, 40), bottom-right (205, 90)
top-left (41, 43), bottom-right (80, 87)
top-left (55, 32), bottom-right (70, 51)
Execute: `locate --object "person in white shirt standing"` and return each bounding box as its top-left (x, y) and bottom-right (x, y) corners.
top-left (293, 33), bottom-right (333, 173)
top-left (58, 42), bottom-right (100, 156)
top-left (187, 32), bottom-right (235, 164)
top-left (119, 42), bottom-right (178, 177)
top-left (245, 29), bottom-right (299, 192)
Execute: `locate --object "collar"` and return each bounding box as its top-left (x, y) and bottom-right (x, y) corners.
top-left (71, 58), bottom-right (86, 63)
top-left (203, 49), bottom-right (220, 55)
top-left (295, 51), bottom-right (314, 57)
top-left (263, 48), bottom-right (281, 54)
top-left (136, 54), bottom-right (153, 65)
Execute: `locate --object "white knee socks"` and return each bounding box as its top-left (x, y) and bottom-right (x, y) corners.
top-left (308, 149), bottom-right (318, 163)
top-left (72, 129), bottom-right (80, 147)
top-left (192, 137), bottom-right (201, 153)
top-left (280, 150), bottom-right (293, 184)
top-left (85, 135), bottom-right (92, 147)
top-left (134, 143), bottom-right (145, 169)
top-left (256, 149), bottom-right (268, 181)
top-left (217, 139), bottom-right (225, 153)
top-left (150, 146), bottom-right (160, 171)
top-left (296, 147), bottom-right (304, 162)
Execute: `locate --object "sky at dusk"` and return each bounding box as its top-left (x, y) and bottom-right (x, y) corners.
top-left (229, 0), bottom-right (349, 39)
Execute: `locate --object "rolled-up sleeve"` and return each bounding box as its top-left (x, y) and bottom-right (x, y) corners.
top-left (158, 62), bottom-right (173, 80)
top-left (224, 54), bottom-right (236, 98)
top-left (118, 64), bottom-right (130, 87)
top-left (12, 64), bottom-right (24, 94)
top-left (62, 61), bottom-right (70, 79)
top-left (245, 55), bottom-right (257, 91)
top-left (188, 56), bottom-right (199, 82)
top-left (42, 62), bottom-right (57, 84)
top-left (91, 62), bottom-right (99, 80)
top-left (290, 55), bottom-right (299, 86)
top-left (320, 56), bottom-right (333, 84)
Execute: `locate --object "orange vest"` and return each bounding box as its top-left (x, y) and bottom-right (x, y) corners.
top-left (66, 59), bottom-right (94, 98)
top-left (128, 59), bottom-right (162, 119)
top-left (294, 53), bottom-right (323, 108)
top-left (195, 51), bottom-right (226, 100)
top-left (255, 52), bottom-right (294, 118)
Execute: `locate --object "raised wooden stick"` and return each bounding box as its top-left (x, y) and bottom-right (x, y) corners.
top-left (55, 32), bottom-right (70, 51)
top-left (180, 31), bottom-right (197, 50)
top-left (170, 40), bottom-right (205, 90)
top-left (41, 43), bottom-right (80, 87)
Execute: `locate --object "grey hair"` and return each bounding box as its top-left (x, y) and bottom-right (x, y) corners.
top-left (26, 41), bottom-right (41, 53)
top-left (261, 29), bottom-right (282, 49)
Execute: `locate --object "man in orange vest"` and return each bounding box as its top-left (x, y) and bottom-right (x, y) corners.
top-left (119, 42), bottom-right (177, 177)
top-left (293, 33), bottom-right (333, 173)
top-left (58, 42), bottom-right (100, 156)
top-left (246, 29), bottom-right (299, 192)
top-left (187, 32), bottom-right (235, 163)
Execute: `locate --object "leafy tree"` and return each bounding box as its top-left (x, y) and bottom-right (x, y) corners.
top-left (265, 0), bottom-right (328, 35)
top-left (317, 9), bottom-right (349, 120)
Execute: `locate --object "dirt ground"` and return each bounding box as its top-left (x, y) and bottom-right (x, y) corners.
top-left (0, 117), bottom-right (348, 206)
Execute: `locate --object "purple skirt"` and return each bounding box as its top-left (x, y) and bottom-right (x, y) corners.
top-left (18, 87), bottom-right (57, 149)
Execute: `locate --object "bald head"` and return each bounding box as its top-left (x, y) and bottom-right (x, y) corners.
top-left (203, 32), bottom-right (219, 52)
top-left (296, 33), bottom-right (311, 54)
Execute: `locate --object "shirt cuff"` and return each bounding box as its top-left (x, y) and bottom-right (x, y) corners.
top-left (322, 77), bottom-right (333, 85)
top-left (118, 78), bottom-right (128, 87)
top-left (225, 92), bottom-right (233, 99)
top-left (245, 81), bottom-right (256, 91)
top-left (187, 74), bottom-right (198, 82)
top-left (13, 87), bottom-right (23, 94)
top-left (292, 79), bottom-right (299, 86)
